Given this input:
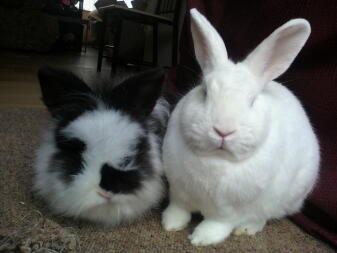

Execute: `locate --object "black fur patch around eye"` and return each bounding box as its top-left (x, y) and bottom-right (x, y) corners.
top-left (99, 163), bottom-right (141, 194)
top-left (118, 156), bottom-right (132, 168)
top-left (51, 134), bottom-right (86, 183)
top-left (98, 136), bottom-right (153, 194)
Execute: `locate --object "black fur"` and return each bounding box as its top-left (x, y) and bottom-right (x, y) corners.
top-left (98, 136), bottom-right (152, 193)
top-left (96, 68), bottom-right (165, 121)
top-left (51, 134), bottom-right (86, 183)
top-left (99, 163), bottom-right (141, 194)
top-left (38, 66), bottom-right (165, 126)
top-left (118, 156), bottom-right (132, 168)
top-left (38, 66), bottom-right (96, 125)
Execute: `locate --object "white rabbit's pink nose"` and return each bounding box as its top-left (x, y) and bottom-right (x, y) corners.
top-left (213, 127), bottom-right (235, 138)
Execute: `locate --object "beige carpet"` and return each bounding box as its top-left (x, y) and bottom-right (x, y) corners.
top-left (0, 108), bottom-right (334, 253)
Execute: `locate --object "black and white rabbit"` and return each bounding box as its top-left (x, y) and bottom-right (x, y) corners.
top-left (34, 67), bottom-right (170, 225)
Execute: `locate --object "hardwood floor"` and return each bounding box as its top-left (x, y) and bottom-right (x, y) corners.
top-left (0, 48), bottom-right (112, 108)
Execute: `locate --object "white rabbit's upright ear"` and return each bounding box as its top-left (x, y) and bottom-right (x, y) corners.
top-left (190, 9), bottom-right (228, 73)
top-left (243, 19), bottom-right (311, 85)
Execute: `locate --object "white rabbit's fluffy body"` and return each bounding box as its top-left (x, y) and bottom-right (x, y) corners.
top-left (162, 9), bottom-right (320, 246)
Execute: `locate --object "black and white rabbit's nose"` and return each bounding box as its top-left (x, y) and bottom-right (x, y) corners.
top-left (213, 127), bottom-right (235, 138)
top-left (99, 163), bottom-right (141, 194)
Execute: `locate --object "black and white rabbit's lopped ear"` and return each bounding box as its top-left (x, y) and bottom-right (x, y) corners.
top-left (100, 67), bottom-right (165, 119)
top-left (190, 8), bottom-right (228, 74)
top-left (38, 66), bottom-right (95, 121)
top-left (243, 19), bottom-right (311, 85)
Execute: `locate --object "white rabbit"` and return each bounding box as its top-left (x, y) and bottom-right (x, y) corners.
top-left (161, 9), bottom-right (320, 246)
top-left (34, 67), bottom-right (171, 226)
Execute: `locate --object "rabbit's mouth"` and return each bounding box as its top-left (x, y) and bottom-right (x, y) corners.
top-left (218, 138), bottom-right (226, 150)
top-left (216, 143), bottom-right (230, 153)
top-left (96, 188), bottom-right (114, 201)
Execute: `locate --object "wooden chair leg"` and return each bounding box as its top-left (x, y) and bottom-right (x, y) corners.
top-left (84, 22), bottom-right (89, 53)
top-left (111, 17), bottom-right (122, 74)
top-left (83, 22), bottom-right (88, 53)
top-left (97, 14), bottom-right (107, 72)
top-left (172, 24), bottom-right (178, 66)
top-left (153, 23), bottom-right (158, 66)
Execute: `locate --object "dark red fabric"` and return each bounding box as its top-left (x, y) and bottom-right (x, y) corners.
top-left (174, 0), bottom-right (337, 248)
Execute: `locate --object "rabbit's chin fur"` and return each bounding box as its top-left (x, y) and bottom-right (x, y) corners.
top-left (162, 9), bottom-right (320, 246)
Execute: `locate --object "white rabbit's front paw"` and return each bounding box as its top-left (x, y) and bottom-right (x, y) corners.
top-left (162, 203), bottom-right (191, 231)
top-left (188, 220), bottom-right (232, 246)
top-left (233, 220), bottom-right (266, 236)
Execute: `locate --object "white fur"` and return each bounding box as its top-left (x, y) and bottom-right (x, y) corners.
top-left (162, 9), bottom-right (319, 245)
top-left (35, 100), bottom-right (168, 225)
top-left (148, 98), bottom-right (171, 174)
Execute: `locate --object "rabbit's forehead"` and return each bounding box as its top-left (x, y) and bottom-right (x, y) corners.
top-left (63, 109), bottom-right (144, 150)
top-left (204, 65), bottom-right (258, 93)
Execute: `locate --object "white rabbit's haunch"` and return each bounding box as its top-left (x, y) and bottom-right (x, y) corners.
top-left (162, 9), bottom-right (320, 246)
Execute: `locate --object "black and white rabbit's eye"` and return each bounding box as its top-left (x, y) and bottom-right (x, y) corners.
top-left (56, 134), bottom-right (86, 152)
top-left (118, 156), bottom-right (132, 168)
